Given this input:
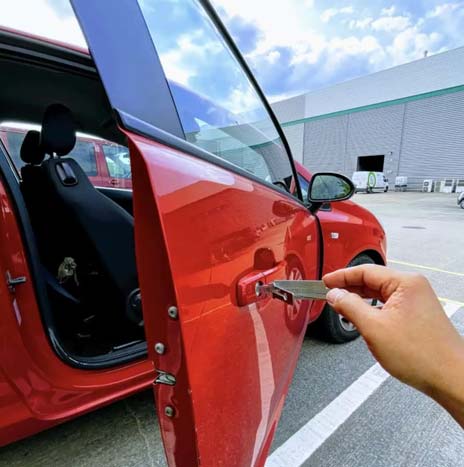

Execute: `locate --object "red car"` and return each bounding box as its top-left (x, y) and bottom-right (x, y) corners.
top-left (0, 126), bottom-right (385, 342)
top-left (0, 2), bottom-right (385, 466)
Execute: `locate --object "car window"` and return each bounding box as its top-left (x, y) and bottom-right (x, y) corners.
top-left (137, 0), bottom-right (294, 190)
top-left (102, 144), bottom-right (131, 179)
top-left (298, 174), bottom-right (310, 201)
top-left (65, 140), bottom-right (97, 177)
top-left (4, 131), bottom-right (25, 170)
top-left (2, 129), bottom-right (98, 178)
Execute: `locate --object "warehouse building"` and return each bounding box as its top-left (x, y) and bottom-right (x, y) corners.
top-left (271, 46), bottom-right (464, 191)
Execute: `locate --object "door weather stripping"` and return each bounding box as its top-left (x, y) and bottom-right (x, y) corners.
top-left (154, 369), bottom-right (176, 386)
top-left (6, 271), bottom-right (27, 292)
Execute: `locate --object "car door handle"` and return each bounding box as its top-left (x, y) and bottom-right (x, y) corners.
top-left (236, 261), bottom-right (287, 306)
top-left (6, 270), bottom-right (27, 293)
top-left (110, 178), bottom-right (119, 186)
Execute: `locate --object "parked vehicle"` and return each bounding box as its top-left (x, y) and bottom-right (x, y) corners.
top-left (352, 171), bottom-right (389, 193)
top-left (0, 124), bottom-right (132, 189)
top-left (0, 2), bottom-right (385, 464)
top-left (458, 191), bottom-right (464, 209)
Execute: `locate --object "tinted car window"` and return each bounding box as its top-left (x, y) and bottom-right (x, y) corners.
top-left (137, 0), bottom-right (294, 189)
top-left (102, 144), bottom-right (131, 179)
top-left (65, 140), bottom-right (97, 177)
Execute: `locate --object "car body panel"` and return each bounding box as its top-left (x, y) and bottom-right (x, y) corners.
top-left (71, 0), bottom-right (320, 463)
top-left (128, 132), bottom-right (319, 466)
top-left (296, 163), bottom-right (386, 322)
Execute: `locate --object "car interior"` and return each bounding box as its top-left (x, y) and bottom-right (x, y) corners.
top-left (0, 32), bottom-right (147, 367)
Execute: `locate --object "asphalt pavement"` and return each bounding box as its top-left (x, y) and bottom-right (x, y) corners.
top-left (1, 191), bottom-right (463, 467)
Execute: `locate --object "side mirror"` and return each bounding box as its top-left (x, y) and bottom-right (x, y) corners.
top-left (307, 172), bottom-right (355, 203)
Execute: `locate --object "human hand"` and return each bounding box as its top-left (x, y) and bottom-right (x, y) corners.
top-left (322, 265), bottom-right (464, 400)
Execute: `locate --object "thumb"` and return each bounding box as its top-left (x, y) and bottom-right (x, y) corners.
top-left (326, 288), bottom-right (374, 330)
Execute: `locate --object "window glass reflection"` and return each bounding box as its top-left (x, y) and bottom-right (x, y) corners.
top-left (138, 0), bottom-right (294, 188)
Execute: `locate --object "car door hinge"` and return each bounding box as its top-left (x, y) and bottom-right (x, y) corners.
top-left (154, 369), bottom-right (176, 386)
top-left (6, 271), bottom-right (27, 293)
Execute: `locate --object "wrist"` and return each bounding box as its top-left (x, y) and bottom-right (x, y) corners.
top-left (423, 337), bottom-right (464, 424)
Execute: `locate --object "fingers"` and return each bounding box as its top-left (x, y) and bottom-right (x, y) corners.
top-left (326, 288), bottom-right (378, 331)
top-left (334, 284), bottom-right (384, 301)
top-left (323, 264), bottom-right (402, 301)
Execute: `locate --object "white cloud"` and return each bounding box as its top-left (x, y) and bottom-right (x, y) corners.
top-left (321, 6), bottom-right (354, 23)
top-left (0, 0), bottom-right (86, 48)
top-left (381, 6), bottom-right (397, 16)
top-left (387, 27), bottom-right (443, 65)
top-left (349, 17), bottom-right (373, 30)
top-left (428, 2), bottom-right (462, 17)
top-left (266, 50), bottom-right (281, 65)
top-left (325, 35), bottom-right (383, 71)
top-left (371, 15), bottom-right (411, 32)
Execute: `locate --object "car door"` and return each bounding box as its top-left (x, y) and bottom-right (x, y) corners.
top-left (72, 1), bottom-right (319, 465)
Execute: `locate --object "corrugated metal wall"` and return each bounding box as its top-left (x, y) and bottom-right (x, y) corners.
top-left (303, 115), bottom-right (348, 173)
top-left (400, 92), bottom-right (464, 178)
top-left (282, 125), bottom-right (304, 163)
top-left (275, 89), bottom-right (464, 184)
top-left (345, 105), bottom-right (404, 177)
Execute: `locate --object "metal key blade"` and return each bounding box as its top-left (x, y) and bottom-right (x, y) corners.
top-left (271, 280), bottom-right (328, 302)
top-left (256, 280), bottom-right (329, 305)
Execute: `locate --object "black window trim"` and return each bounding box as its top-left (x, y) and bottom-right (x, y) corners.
top-left (199, 0), bottom-right (303, 201)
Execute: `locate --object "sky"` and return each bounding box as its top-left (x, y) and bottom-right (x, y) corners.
top-left (1, 0), bottom-right (463, 102)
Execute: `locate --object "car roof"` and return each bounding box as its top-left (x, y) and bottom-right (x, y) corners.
top-left (0, 26), bottom-right (126, 145)
top-left (0, 25), bottom-right (89, 58)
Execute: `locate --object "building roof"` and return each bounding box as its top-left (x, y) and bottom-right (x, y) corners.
top-left (272, 46), bottom-right (464, 124)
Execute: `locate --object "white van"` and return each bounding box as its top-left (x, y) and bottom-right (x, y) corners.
top-left (352, 171), bottom-right (389, 193)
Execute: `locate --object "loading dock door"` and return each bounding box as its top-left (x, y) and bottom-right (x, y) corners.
top-left (357, 155), bottom-right (384, 172)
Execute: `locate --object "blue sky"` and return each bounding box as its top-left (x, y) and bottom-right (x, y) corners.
top-left (212, 0), bottom-right (464, 100)
top-left (1, 0), bottom-right (463, 102)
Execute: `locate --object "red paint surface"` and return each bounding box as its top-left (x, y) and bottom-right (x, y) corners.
top-left (129, 134), bottom-right (318, 466)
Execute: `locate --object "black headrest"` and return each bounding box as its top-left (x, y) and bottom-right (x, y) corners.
top-left (41, 104), bottom-right (76, 156)
top-left (20, 130), bottom-right (45, 165)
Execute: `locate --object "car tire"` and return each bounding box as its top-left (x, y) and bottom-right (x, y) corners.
top-left (317, 254), bottom-right (376, 344)
top-left (460, 200), bottom-right (464, 209)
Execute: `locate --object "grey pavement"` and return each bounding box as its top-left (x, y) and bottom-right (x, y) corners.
top-left (1, 191), bottom-right (463, 466)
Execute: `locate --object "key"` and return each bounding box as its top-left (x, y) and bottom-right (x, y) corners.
top-left (257, 280), bottom-right (329, 305)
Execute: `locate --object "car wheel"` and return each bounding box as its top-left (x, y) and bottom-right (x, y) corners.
top-left (317, 254), bottom-right (376, 344)
top-left (285, 256), bottom-right (310, 335)
top-left (460, 200), bottom-right (464, 209)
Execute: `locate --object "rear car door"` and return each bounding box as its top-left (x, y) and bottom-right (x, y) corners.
top-left (72, 1), bottom-right (319, 465)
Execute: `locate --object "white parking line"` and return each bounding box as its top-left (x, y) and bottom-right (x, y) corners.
top-left (266, 301), bottom-right (462, 467)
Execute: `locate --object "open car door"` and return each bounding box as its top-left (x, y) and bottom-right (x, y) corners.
top-left (72, 1), bottom-right (320, 465)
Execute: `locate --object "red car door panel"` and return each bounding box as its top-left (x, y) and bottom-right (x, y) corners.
top-left (128, 133), bottom-right (318, 466)
top-left (72, 0), bottom-right (319, 462)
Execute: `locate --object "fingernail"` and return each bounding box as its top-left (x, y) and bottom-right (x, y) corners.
top-left (327, 288), bottom-right (348, 305)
